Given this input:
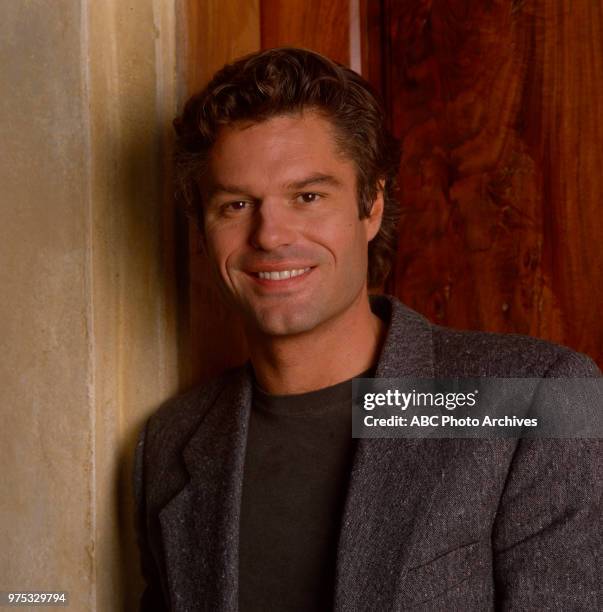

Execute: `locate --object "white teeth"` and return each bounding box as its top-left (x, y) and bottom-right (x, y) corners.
top-left (257, 268), bottom-right (310, 280)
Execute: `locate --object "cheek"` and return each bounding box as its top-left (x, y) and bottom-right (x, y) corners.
top-left (308, 217), bottom-right (368, 265)
top-left (203, 232), bottom-right (223, 264)
top-left (204, 226), bottom-right (251, 292)
top-left (205, 222), bottom-right (242, 263)
top-left (203, 234), bottom-right (233, 287)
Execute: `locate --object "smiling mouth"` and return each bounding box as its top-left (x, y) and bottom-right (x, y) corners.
top-left (253, 267), bottom-right (312, 281)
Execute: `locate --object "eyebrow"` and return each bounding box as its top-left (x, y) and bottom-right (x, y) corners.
top-left (207, 173), bottom-right (343, 199)
top-left (206, 182), bottom-right (250, 198)
top-left (284, 173), bottom-right (343, 191)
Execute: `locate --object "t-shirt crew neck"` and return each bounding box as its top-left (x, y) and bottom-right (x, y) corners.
top-left (238, 366), bottom-right (375, 611)
top-left (252, 366), bottom-right (374, 416)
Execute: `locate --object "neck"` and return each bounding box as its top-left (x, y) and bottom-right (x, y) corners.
top-left (247, 291), bottom-right (385, 395)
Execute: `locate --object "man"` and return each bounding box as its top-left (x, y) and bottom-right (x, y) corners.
top-left (134, 47), bottom-right (601, 611)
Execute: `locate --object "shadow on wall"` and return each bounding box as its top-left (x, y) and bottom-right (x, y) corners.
top-left (93, 105), bottom-right (184, 609)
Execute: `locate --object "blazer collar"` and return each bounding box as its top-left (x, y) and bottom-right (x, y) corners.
top-left (370, 294), bottom-right (435, 378)
top-left (158, 365), bottom-right (253, 611)
top-left (334, 295), bottom-right (457, 609)
top-left (160, 295), bottom-right (445, 611)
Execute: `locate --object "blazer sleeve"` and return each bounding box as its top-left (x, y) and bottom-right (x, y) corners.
top-left (133, 421), bottom-right (170, 612)
top-left (492, 352), bottom-right (602, 610)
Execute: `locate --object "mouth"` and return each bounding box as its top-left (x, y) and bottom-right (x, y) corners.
top-left (246, 266), bottom-right (315, 288)
top-left (254, 267), bottom-right (311, 281)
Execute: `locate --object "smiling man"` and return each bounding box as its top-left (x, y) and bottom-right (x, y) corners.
top-left (134, 48), bottom-right (601, 611)
top-left (202, 111), bottom-right (385, 393)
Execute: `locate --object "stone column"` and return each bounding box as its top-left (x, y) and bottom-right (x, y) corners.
top-left (0, 1), bottom-right (178, 608)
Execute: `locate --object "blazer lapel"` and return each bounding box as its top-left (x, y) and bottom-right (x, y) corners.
top-left (158, 366), bottom-right (253, 612)
top-left (334, 296), bottom-right (457, 610)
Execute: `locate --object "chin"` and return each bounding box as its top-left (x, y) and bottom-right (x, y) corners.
top-left (247, 306), bottom-right (323, 338)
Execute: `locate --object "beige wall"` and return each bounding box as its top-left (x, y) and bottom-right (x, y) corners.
top-left (0, 1), bottom-right (178, 609)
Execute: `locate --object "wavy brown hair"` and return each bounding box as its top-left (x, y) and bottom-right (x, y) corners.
top-left (174, 47), bottom-right (401, 287)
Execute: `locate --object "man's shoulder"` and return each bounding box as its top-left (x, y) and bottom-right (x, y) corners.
top-left (142, 364), bottom-right (248, 455)
top-left (430, 321), bottom-right (600, 378)
top-left (380, 294), bottom-right (600, 377)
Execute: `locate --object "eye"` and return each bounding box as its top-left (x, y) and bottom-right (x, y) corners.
top-left (296, 192), bottom-right (321, 204)
top-left (220, 200), bottom-right (251, 214)
top-left (229, 201), bottom-right (248, 210)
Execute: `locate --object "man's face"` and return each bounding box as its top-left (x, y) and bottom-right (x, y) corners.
top-left (202, 110), bottom-right (383, 338)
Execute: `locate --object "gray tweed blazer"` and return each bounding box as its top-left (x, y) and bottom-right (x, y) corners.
top-left (134, 295), bottom-right (601, 611)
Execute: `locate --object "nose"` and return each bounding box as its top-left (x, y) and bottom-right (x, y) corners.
top-left (249, 199), bottom-right (297, 251)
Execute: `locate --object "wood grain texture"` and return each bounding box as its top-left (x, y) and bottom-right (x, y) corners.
top-left (260, 0), bottom-right (350, 63)
top-left (182, 0), bottom-right (261, 91)
top-left (376, 0), bottom-right (603, 367)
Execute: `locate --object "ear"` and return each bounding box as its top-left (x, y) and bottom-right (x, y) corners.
top-left (365, 180), bottom-right (385, 242)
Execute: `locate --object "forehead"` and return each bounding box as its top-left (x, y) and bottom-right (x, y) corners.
top-left (206, 110), bottom-right (356, 191)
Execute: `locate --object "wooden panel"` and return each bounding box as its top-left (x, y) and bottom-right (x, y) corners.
top-left (375, 0), bottom-right (603, 367)
top-left (182, 0), bottom-right (261, 91)
top-left (261, 0), bottom-right (350, 64)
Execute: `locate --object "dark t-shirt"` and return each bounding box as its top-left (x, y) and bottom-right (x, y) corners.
top-left (238, 368), bottom-right (373, 611)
